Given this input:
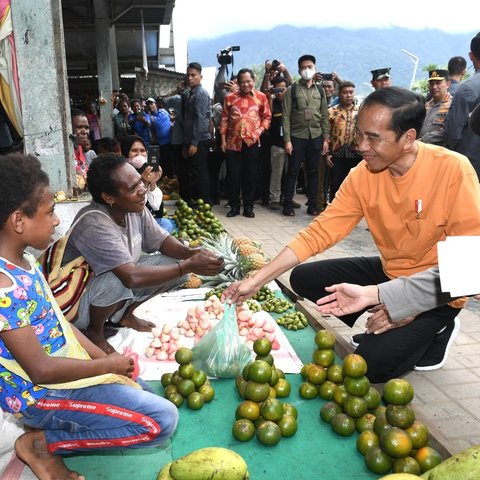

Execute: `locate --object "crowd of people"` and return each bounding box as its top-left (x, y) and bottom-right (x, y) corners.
top-left (0, 30), bottom-right (480, 480)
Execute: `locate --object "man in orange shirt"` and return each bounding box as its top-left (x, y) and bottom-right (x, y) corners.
top-left (224, 87), bottom-right (480, 383)
top-left (220, 68), bottom-right (271, 218)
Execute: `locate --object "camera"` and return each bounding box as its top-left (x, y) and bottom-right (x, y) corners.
top-left (217, 45), bottom-right (240, 65)
top-left (271, 59), bottom-right (281, 70)
top-left (320, 73), bottom-right (333, 81)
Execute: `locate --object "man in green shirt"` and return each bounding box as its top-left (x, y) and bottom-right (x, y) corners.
top-left (282, 54), bottom-right (330, 217)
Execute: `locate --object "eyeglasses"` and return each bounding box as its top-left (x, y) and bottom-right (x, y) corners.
top-left (354, 128), bottom-right (397, 147)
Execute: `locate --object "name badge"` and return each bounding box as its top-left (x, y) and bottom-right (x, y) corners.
top-left (304, 108), bottom-right (312, 121)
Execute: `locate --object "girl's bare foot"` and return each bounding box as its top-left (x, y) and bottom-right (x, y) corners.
top-left (15, 430), bottom-right (85, 480)
top-left (84, 330), bottom-right (116, 354)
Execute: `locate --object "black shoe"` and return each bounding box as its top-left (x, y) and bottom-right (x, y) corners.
top-left (307, 208), bottom-right (320, 216)
top-left (351, 333), bottom-right (365, 348)
top-left (414, 318), bottom-right (460, 371)
top-left (282, 208), bottom-right (295, 217)
top-left (226, 208), bottom-right (240, 217)
top-left (296, 187), bottom-right (306, 194)
top-left (243, 209), bottom-right (255, 218)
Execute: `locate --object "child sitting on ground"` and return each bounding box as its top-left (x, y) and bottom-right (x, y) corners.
top-left (0, 153), bottom-right (178, 480)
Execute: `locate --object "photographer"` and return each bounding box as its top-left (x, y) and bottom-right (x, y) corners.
top-left (261, 59), bottom-right (293, 94)
top-left (128, 99), bottom-right (152, 147)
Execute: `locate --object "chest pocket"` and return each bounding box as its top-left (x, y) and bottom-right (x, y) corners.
top-left (399, 219), bottom-right (446, 259)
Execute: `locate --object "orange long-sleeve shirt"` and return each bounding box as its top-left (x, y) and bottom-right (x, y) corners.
top-left (288, 142), bottom-right (480, 307)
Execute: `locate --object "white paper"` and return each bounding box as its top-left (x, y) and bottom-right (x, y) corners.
top-left (437, 236), bottom-right (480, 296)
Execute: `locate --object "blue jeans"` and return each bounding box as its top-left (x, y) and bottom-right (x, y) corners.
top-left (20, 381), bottom-right (178, 454)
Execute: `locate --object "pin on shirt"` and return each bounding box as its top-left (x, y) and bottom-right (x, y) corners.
top-left (415, 199), bottom-right (422, 219)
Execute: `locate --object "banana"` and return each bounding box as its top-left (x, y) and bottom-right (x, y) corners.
top-left (169, 447), bottom-right (249, 480)
top-left (420, 444), bottom-right (480, 479)
top-left (157, 462), bottom-right (175, 480)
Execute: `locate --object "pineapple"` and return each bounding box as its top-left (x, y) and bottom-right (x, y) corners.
top-left (232, 235), bottom-right (255, 247)
top-left (183, 273), bottom-right (203, 289)
top-left (242, 252), bottom-right (267, 272)
top-left (237, 243), bottom-right (261, 257)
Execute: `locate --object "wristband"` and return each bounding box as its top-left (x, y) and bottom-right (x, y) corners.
top-left (177, 261), bottom-right (184, 277)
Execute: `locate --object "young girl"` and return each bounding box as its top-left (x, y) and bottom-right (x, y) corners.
top-left (0, 153), bottom-right (178, 480)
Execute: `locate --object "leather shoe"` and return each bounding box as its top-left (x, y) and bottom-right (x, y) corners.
top-left (283, 208), bottom-right (295, 217)
top-left (226, 208), bottom-right (240, 217)
top-left (243, 209), bottom-right (255, 218)
top-left (307, 208), bottom-right (320, 216)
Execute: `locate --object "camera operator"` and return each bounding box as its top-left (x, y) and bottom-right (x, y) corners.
top-left (261, 59), bottom-right (293, 94)
top-left (267, 76), bottom-right (290, 210)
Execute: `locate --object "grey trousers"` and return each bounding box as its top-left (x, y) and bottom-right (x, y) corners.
top-left (74, 254), bottom-right (188, 330)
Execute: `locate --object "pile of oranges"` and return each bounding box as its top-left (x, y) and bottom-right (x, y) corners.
top-left (232, 338), bottom-right (296, 446)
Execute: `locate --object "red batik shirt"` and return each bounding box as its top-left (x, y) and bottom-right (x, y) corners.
top-left (220, 89), bottom-right (271, 151)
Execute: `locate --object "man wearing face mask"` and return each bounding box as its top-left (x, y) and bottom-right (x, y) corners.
top-left (282, 54), bottom-right (330, 217)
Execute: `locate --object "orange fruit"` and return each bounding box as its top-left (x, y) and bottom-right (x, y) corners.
top-left (318, 380), bottom-right (337, 400)
top-left (364, 387), bottom-right (382, 410)
top-left (256, 420), bottom-right (281, 446)
top-left (385, 404), bottom-right (416, 429)
top-left (373, 404), bottom-right (387, 417)
top-left (236, 376), bottom-right (247, 399)
top-left (344, 375), bottom-right (370, 396)
top-left (177, 379), bottom-right (195, 397)
top-left (315, 329), bottom-right (336, 349)
top-left (253, 337), bottom-right (272, 356)
top-left (275, 368), bottom-right (285, 379)
top-left (179, 363), bottom-right (195, 379)
top-left (277, 414), bottom-right (298, 437)
top-left (254, 415), bottom-right (266, 429)
top-left (330, 413), bottom-right (356, 437)
top-left (392, 456), bottom-right (421, 475)
top-left (248, 360), bottom-right (273, 383)
top-left (191, 370), bottom-right (207, 388)
top-left (283, 402), bottom-right (298, 419)
top-left (245, 381), bottom-right (271, 403)
top-left (186, 391), bottom-right (204, 410)
top-left (232, 418), bottom-right (255, 442)
top-left (171, 371), bottom-right (183, 386)
top-left (356, 430), bottom-right (380, 456)
top-left (161, 372), bottom-right (173, 387)
top-left (301, 363), bottom-right (313, 379)
top-left (242, 364), bottom-right (251, 381)
top-left (406, 420), bottom-right (429, 450)
top-left (332, 384), bottom-right (349, 407)
top-left (313, 348), bottom-right (336, 367)
top-left (306, 364), bottom-right (327, 385)
top-left (343, 395), bottom-right (368, 418)
top-left (164, 384), bottom-right (178, 397)
top-left (235, 400), bottom-right (261, 422)
top-left (364, 446), bottom-right (393, 474)
top-left (342, 353), bottom-right (368, 378)
top-left (414, 446), bottom-right (442, 473)
top-left (381, 427), bottom-right (413, 458)
top-left (166, 391), bottom-right (184, 408)
top-left (198, 383), bottom-right (215, 402)
top-left (269, 368), bottom-right (280, 387)
top-left (320, 401), bottom-right (343, 423)
top-left (260, 398), bottom-right (284, 422)
top-left (268, 387), bottom-right (277, 399)
top-left (326, 364), bottom-right (344, 383)
top-left (273, 378), bottom-right (291, 397)
top-left (383, 378), bottom-right (414, 405)
top-left (356, 412), bottom-right (376, 433)
top-left (373, 412), bottom-right (392, 438)
top-left (175, 347), bottom-right (193, 365)
top-left (299, 382), bottom-right (318, 399)
top-left (255, 353), bottom-right (274, 366)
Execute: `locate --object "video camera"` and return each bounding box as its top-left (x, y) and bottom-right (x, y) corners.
top-left (217, 45), bottom-right (240, 65)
